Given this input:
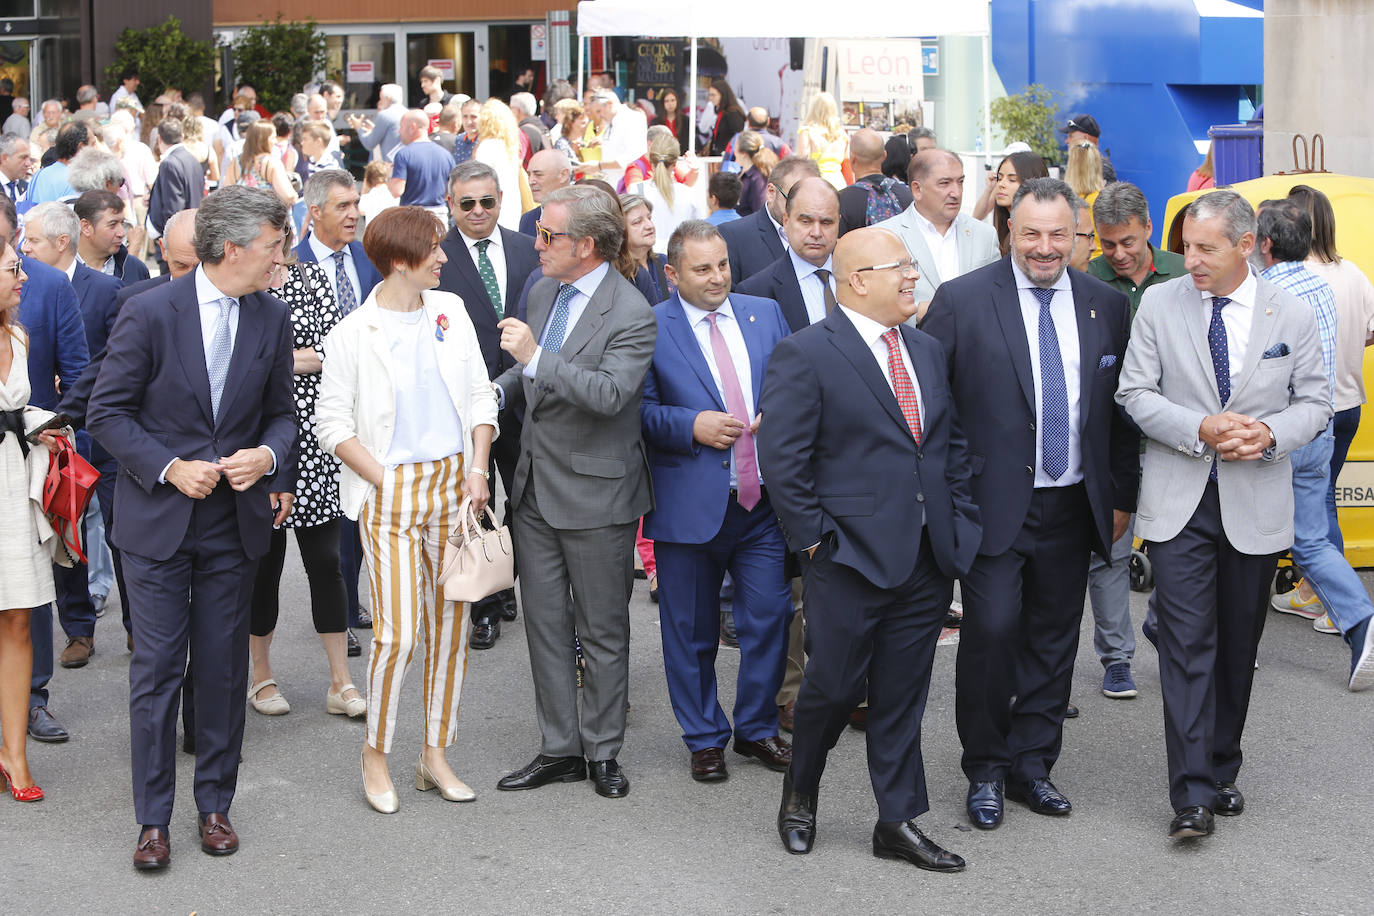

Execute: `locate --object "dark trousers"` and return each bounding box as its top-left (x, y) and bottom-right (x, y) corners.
top-left (123, 487), bottom-right (257, 825)
top-left (50, 433), bottom-right (96, 638)
top-left (28, 603), bottom-right (52, 708)
top-left (471, 417), bottom-right (521, 625)
top-left (1327, 405), bottom-right (1360, 550)
top-left (93, 454), bottom-right (131, 635)
top-left (790, 536), bottom-right (950, 823)
top-left (653, 491), bottom-right (792, 751)
top-left (1148, 481), bottom-right (1275, 812)
top-left (250, 520), bottom-right (347, 636)
top-left (956, 483), bottom-right (1092, 784)
top-left (339, 519), bottom-right (365, 627)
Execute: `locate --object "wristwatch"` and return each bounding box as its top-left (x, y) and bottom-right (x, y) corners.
top-left (471, 466), bottom-right (490, 480)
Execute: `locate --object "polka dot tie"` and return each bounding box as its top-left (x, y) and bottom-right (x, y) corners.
top-left (475, 238), bottom-right (504, 319)
top-left (1208, 296), bottom-right (1232, 481)
top-left (1033, 287), bottom-right (1070, 480)
top-left (542, 283), bottom-right (577, 355)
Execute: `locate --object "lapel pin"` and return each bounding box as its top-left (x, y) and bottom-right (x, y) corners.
top-left (749, 315), bottom-right (756, 322)
top-left (1265, 308), bottom-right (1273, 315)
top-left (1089, 309), bottom-right (1095, 319)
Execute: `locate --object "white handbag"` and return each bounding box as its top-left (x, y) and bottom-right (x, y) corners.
top-left (437, 496), bottom-right (515, 602)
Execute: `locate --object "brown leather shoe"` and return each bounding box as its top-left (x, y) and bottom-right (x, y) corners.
top-left (733, 734), bottom-right (792, 771)
top-left (849, 707), bottom-right (868, 731)
top-left (133, 827), bottom-right (170, 870)
top-left (199, 813), bottom-right (239, 856)
top-left (60, 636), bottom-right (94, 668)
top-left (778, 701), bottom-right (795, 733)
top-left (690, 747), bottom-right (728, 782)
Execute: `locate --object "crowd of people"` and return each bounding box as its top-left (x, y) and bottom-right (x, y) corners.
top-left (1, 69), bottom-right (1372, 882)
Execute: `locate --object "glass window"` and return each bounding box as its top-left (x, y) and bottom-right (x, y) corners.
top-left (406, 33), bottom-right (476, 106)
top-left (0, 1), bottom-right (36, 16)
top-left (324, 33), bottom-right (396, 111)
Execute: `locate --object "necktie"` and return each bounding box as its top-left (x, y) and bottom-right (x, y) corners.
top-left (542, 283), bottom-right (577, 355)
top-left (1208, 296), bottom-right (1232, 481)
top-left (207, 297), bottom-right (235, 423)
top-left (881, 329), bottom-right (922, 444)
top-left (475, 238), bottom-right (504, 319)
top-left (332, 249), bottom-right (358, 316)
top-left (706, 313), bottom-right (760, 510)
top-left (4, 181), bottom-right (14, 202)
top-left (1033, 287), bottom-right (1070, 481)
top-left (814, 268), bottom-right (837, 314)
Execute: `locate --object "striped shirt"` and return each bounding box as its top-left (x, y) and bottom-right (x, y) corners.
top-left (1262, 260), bottom-right (1338, 402)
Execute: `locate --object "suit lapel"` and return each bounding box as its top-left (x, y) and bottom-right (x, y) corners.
top-left (664, 296), bottom-right (726, 411)
top-left (1231, 285), bottom-right (1279, 399)
top-left (900, 210), bottom-right (940, 288)
top-left (350, 241), bottom-right (380, 298)
top-left (991, 264), bottom-right (1035, 411)
top-left (215, 291), bottom-right (265, 429)
top-left (772, 259), bottom-right (811, 334)
top-left (1184, 287), bottom-right (1223, 403)
top-left (758, 210), bottom-right (785, 259)
top-left (1072, 274), bottom-right (1099, 431)
top-left (736, 298), bottom-right (768, 402)
top-left (954, 214), bottom-right (979, 274)
top-left (900, 324), bottom-right (942, 434)
top-left (558, 272), bottom-right (610, 358)
top-left (826, 310), bottom-right (913, 440)
top-left (171, 280), bottom-right (214, 427)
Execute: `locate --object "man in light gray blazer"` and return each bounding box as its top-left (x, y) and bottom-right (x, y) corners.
top-left (492, 185), bottom-right (657, 800)
top-left (1116, 191), bottom-right (1330, 842)
top-left (873, 149), bottom-right (1000, 323)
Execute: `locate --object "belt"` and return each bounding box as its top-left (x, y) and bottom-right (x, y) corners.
top-left (0, 408), bottom-right (30, 459)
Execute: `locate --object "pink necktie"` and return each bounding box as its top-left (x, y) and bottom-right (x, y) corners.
top-left (705, 313), bottom-right (760, 510)
top-left (882, 329), bottom-right (923, 444)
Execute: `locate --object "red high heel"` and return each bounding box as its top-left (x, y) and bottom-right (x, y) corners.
top-left (0, 761), bottom-right (44, 802)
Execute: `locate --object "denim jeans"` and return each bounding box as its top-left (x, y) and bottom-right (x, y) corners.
top-left (1088, 514), bottom-right (1136, 666)
top-left (1326, 405), bottom-right (1360, 551)
top-left (1291, 427), bottom-right (1374, 636)
top-left (85, 493), bottom-right (114, 601)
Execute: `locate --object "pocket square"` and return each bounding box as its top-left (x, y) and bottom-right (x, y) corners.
top-left (1262, 343), bottom-right (1291, 359)
top-left (1098, 354), bottom-right (1117, 369)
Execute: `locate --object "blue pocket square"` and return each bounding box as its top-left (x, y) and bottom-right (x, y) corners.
top-left (1262, 343), bottom-right (1291, 359)
top-left (1098, 354), bottom-right (1117, 369)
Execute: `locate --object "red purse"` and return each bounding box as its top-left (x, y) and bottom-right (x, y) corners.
top-left (42, 436), bottom-right (100, 565)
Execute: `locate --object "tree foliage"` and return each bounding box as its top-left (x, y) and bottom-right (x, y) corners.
top-left (105, 16), bottom-right (217, 104)
top-left (989, 83), bottom-right (1062, 164)
top-left (231, 16), bottom-right (328, 114)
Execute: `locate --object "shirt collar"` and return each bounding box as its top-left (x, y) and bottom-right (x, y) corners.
top-left (1261, 260), bottom-right (1307, 283)
top-left (565, 260), bottom-right (611, 301)
top-left (788, 247), bottom-right (834, 283)
top-left (194, 264), bottom-right (238, 307)
top-left (1199, 266), bottom-right (1258, 310)
top-left (460, 228), bottom-right (501, 252)
top-left (767, 210), bottom-right (786, 241)
top-left (912, 208), bottom-right (954, 239)
top-left (1010, 257), bottom-right (1073, 293)
top-left (837, 304), bottom-right (897, 347)
top-left (309, 233), bottom-right (346, 261)
top-left (680, 296), bottom-right (736, 329)
top-left (61, 258), bottom-right (76, 281)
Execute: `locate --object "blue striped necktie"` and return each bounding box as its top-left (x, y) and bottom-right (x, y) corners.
top-left (1033, 287), bottom-right (1070, 480)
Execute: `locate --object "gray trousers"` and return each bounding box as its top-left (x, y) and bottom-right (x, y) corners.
top-left (1086, 513), bottom-right (1136, 668)
top-left (514, 484), bottom-right (638, 762)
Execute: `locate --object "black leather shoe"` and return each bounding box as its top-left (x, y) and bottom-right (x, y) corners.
top-left (471, 618), bottom-right (499, 650)
top-left (28, 706), bottom-right (69, 743)
top-left (497, 754), bottom-right (587, 791)
top-left (346, 629), bottom-right (362, 657)
top-left (1065, 702), bottom-right (1080, 718)
top-left (589, 758), bottom-right (630, 798)
top-left (1006, 777), bottom-right (1072, 816)
top-left (1215, 781), bottom-right (1244, 816)
top-left (733, 734), bottom-right (792, 771)
top-left (873, 820), bottom-right (966, 872)
top-left (498, 589), bottom-right (518, 621)
top-left (966, 780), bottom-right (1004, 829)
top-left (355, 607), bottom-right (373, 629)
top-left (691, 748), bottom-right (728, 782)
top-left (1168, 805), bottom-right (1214, 839)
top-left (778, 769), bottom-right (817, 854)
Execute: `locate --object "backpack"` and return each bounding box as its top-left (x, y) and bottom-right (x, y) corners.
top-left (864, 177), bottom-right (904, 225)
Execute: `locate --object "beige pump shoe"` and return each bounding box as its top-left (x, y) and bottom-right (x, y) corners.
top-left (416, 757), bottom-right (476, 802)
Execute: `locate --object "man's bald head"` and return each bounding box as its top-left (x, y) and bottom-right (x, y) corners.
top-left (527, 148), bottom-right (572, 202)
top-left (401, 109), bottom-right (429, 140)
top-left (784, 177), bottom-right (841, 267)
top-left (161, 208), bottom-right (201, 278)
top-left (834, 227), bottom-right (918, 326)
top-left (849, 128), bottom-right (886, 178)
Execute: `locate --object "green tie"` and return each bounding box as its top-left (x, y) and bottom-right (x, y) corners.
top-left (475, 238), bottom-right (503, 319)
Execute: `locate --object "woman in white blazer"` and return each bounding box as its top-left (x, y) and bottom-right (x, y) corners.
top-left (316, 206), bottom-right (498, 813)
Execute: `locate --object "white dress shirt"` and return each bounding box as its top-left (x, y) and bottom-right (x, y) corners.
top-left (1011, 259), bottom-right (1083, 487)
top-left (788, 248), bottom-right (836, 326)
top-left (459, 227), bottom-right (507, 310)
top-left (524, 260), bottom-right (610, 378)
top-left (1198, 268), bottom-right (1258, 391)
top-left (599, 104), bottom-right (649, 189)
top-left (768, 210), bottom-right (787, 247)
top-left (914, 209), bottom-right (960, 283)
top-left (309, 232), bottom-right (361, 309)
top-left (680, 297), bottom-right (759, 488)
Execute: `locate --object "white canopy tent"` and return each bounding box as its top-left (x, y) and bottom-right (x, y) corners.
top-left (574, 0), bottom-right (992, 154)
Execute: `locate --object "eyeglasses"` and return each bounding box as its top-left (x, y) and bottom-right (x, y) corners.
top-left (456, 195), bottom-right (498, 212)
top-left (0, 262), bottom-right (22, 277)
top-left (1075, 232), bottom-right (1095, 241)
top-left (855, 258), bottom-right (920, 277)
top-left (535, 220), bottom-right (571, 246)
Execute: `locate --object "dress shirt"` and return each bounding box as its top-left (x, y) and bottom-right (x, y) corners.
top-left (60, 259), bottom-right (76, 281)
top-left (524, 260), bottom-right (610, 378)
top-left (1, 176), bottom-right (23, 202)
top-left (599, 105), bottom-right (649, 187)
top-left (309, 233), bottom-right (361, 310)
top-left (460, 227), bottom-right (507, 308)
top-left (1197, 267), bottom-right (1258, 392)
top-left (77, 253), bottom-right (116, 275)
top-left (913, 209), bottom-right (960, 283)
top-left (768, 210), bottom-right (787, 247)
top-left (788, 248), bottom-right (836, 326)
top-left (1307, 256), bottom-right (1374, 410)
top-left (1262, 260), bottom-right (1337, 393)
top-left (1010, 259), bottom-right (1083, 487)
top-left (680, 297), bottom-right (759, 488)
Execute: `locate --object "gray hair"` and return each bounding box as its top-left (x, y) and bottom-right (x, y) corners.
top-left (666, 219), bottom-right (723, 270)
top-left (303, 168), bottom-right (356, 212)
top-left (908, 126), bottom-right (937, 143)
top-left (0, 134), bottom-right (26, 157)
top-left (379, 84), bottom-right (403, 106)
top-left (163, 208), bottom-right (196, 239)
top-left (76, 86), bottom-right (98, 106)
top-left (619, 192), bottom-right (651, 216)
top-left (157, 117), bottom-right (183, 146)
top-left (1010, 177), bottom-right (1080, 224)
top-left (1092, 181), bottom-right (1151, 231)
top-left (26, 201), bottom-right (80, 242)
top-left (194, 186), bottom-right (289, 265)
top-left (448, 160), bottom-right (501, 193)
top-left (289, 93), bottom-right (309, 117)
top-left (1184, 189), bottom-right (1256, 245)
top-left (510, 92), bottom-right (537, 118)
top-left (590, 89), bottom-right (619, 106)
top-left (67, 148), bottom-right (125, 192)
top-left (546, 185), bottom-right (624, 263)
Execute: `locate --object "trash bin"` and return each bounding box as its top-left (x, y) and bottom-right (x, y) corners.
top-left (1208, 122), bottom-right (1264, 186)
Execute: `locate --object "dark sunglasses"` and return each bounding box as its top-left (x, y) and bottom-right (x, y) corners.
top-left (457, 195), bottom-right (498, 212)
top-left (535, 220), bottom-right (571, 246)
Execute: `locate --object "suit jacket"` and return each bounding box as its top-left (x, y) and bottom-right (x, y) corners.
top-left (921, 257), bottom-right (1138, 560)
top-left (147, 147), bottom-right (205, 235)
top-left (641, 293), bottom-right (791, 544)
top-left (437, 225), bottom-right (541, 380)
top-left (113, 245), bottom-right (151, 284)
top-left (756, 308), bottom-right (981, 586)
top-left (60, 275), bottom-right (171, 427)
top-left (16, 255), bottom-right (88, 411)
top-left (872, 207), bottom-right (1000, 310)
top-left (295, 236), bottom-right (382, 303)
top-left (633, 253), bottom-right (673, 306)
top-left (494, 267), bottom-right (657, 530)
top-left (518, 205), bottom-right (541, 239)
top-left (736, 252), bottom-right (813, 334)
top-left (87, 273), bottom-right (297, 562)
top-left (718, 206), bottom-right (786, 285)
top-left (358, 106), bottom-right (403, 162)
top-left (1116, 272), bottom-right (1331, 553)
top-left (70, 262), bottom-right (124, 463)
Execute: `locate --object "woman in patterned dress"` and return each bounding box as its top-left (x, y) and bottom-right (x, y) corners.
top-left (245, 228), bottom-right (365, 719)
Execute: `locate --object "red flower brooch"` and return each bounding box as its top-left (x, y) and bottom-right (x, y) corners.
top-left (435, 314), bottom-right (450, 341)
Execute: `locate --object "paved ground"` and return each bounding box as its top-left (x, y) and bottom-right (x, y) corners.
top-left (5, 546), bottom-right (1373, 916)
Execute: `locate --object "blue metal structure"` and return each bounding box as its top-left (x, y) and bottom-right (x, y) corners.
top-left (991, 0), bottom-right (1263, 241)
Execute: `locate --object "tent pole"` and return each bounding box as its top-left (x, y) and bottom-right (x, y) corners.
top-left (982, 26), bottom-right (992, 170)
top-left (577, 32), bottom-right (585, 101)
top-left (689, 37), bottom-right (698, 156)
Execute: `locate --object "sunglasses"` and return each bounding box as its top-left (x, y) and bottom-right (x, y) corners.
top-left (855, 258), bottom-right (920, 277)
top-left (535, 220), bottom-right (571, 246)
top-left (456, 195), bottom-right (497, 212)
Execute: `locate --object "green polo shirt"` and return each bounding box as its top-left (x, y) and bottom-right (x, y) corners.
top-left (1088, 245), bottom-right (1188, 320)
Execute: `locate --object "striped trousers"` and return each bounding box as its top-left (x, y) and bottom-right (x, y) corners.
top-left (359, 454), bottom-right (470, 753)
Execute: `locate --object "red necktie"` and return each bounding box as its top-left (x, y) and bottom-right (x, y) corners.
top-left (706, 313), bottom-right (760, 510)
top-left (881, 328), bottom-right (922, 444)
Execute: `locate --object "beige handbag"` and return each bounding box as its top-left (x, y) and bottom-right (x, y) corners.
top-left (437, 497), bottom-right (515, 603)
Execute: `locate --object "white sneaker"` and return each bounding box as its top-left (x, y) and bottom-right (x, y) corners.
top-left (1313, 613), bottom-right (1339, 635)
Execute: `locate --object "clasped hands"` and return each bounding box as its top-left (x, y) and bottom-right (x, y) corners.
top-left (693, 410), bottom-right (761, 451)
top-left (166, 447), bottom-right (291, 523)
top-left (1199, 411), bottom-right (1273, 462)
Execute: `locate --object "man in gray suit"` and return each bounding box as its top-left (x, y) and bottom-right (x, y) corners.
top-left (493, 185), bottom-right (657, 799)
top-left (873, 149), bottom-right (1000, 322)
top-left (1116, 190), bottom-right (1330, 841)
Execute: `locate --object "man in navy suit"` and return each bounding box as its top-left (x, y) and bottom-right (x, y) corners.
top-left (737, 177), bottom-right (841, 334)
top-left (718, 156), bottom-right (818, 285)
top-left (146, 118), bottom-right (205, 273)
top-left (296, 169), bottom-right (382, 646)
top-left (641, 220), bottom-right (794, 783)
top-left (758, 226), bottom-right (979, 870)
top-left (88, 187), bottom-right (296, 870)
top-left (438, 159), bottom-right (541, 648)
top-left (921, 178), bottom-right (1137, 830)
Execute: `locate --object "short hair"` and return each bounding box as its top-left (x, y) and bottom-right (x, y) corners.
top-left (73, 189), bottom-right (124, 224)
top-left (299, 120), bottom-right (331, 145)
top-left (708, 171), bottom-right (741, 210)
top-left (363, 160), bottom-right (391, 189)
top-left (1183, 189), bottom-right (1256, 245)
top-left (547, 185), bottom-right (624, 263)
top-left (666, 219), bottom-right (723, 270)
top-left (27, 201), bottom-right (80, 242)
top-left (448, 159), bottom-right (501, 193)
top-left (1092, 181), bottom-right (1151, 230)
top-left (1010, 177), bottom-right (1079, 220)
top-left (0, 134), bottom-right (27, 158)
top-left (908, 126), bottom-right (937, 144)
top-left (908, 149), bottom-right (961, 185)
top-left (461, 98), bottom-right (481, 114)
top-left (119, 68), bottom-right (138, 83)
top-left (746, 107), bottom-right (770, 129)
top-left (272, 112), bottom-right (294, 138)
top-left (418, 66), bottom-right (442, 82)
top-left (767, 155), bottom-right (820, 192)
top-left (163, 207), bottom-right (196, 239)
top-left (157, 117), bottom-right (183, 146)
top-left (590, 89), bottom-right (619, 106)
top-left (379, 84), bottom-right (403, 106)
top-left (784, 176), bottom-right (840, 217)
top-left (544, 79), bottom-right (575, 110)
top-left (68, 148), bottom-right (124, 192)
top-left (76, 85), bottom-right (98, 106)
top-left (1256, 199), bottom-right (1312, 263)
top-left (194, 186), bottom-right (289, 265)
top-left (54, 122), bottom-right (89, 160)
top-left (186, 92), bottom-right (206, 113)
top-left (362, 206), bottom-right (444, 277)
top-left (289, 93), bottom-right (308, 117)
top-left (510, 92), bottom-right (537, 118)
top-left (438, 105), bottom-right (459, 129)
top-left (321, 80), bottom-right (341, 97)
top-left (0, 78), bottom-right (12, 93)
top-left (303, 168), bottom-right (356, 212)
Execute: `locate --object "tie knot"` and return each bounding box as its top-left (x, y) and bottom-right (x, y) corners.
top-left (219, 296), bottom-right (236, 314)
top-left (332, 248), bottom-right (345, 265)
top-left (1031, 287), bottom-right (1056, 307)
top-left (705, 311), bottom-right (720, 327)
top-left (476, 238), bottom-right (491, 252)
top-left (556, 283), bottom-right (577, 306)
top-left (1212, 296), bottom-right (1231, 314)
top-left (881, 327), bottom-right (901, 351)
top-left (814, 268), bottom-right (831, 283)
